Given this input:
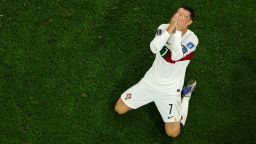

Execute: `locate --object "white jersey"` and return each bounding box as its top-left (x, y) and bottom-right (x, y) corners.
top-left (142, 24), bottom-right (199, 95)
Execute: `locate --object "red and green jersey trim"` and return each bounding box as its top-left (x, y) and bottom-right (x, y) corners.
top-left (160, 46), bottom-right (193, 64)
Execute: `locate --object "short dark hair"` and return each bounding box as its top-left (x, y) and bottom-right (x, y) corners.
top-left (181, 5), bottom-right (195, 20)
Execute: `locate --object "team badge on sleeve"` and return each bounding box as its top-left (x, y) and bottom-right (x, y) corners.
top-left (156, 29), bottom-right (162, 35)
top-left (182, 45), bottom-right (188, 54)
top-left (186, 42), bottom-right (195, 49)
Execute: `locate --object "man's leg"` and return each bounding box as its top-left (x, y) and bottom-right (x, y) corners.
top-left (155, 94), bottom-right (182, 138)
top-left (114, 80), bottom-right (156, 115)
top-left (180, 80), bottom-right (197, 126)
top-left (158, 80), bottom-right (197, 138)
top-left (114, 98), bottom-right (132, 115)
top-left (165, 122), bottom-right (181, 138)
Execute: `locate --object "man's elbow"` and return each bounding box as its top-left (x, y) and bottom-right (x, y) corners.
top-left (171, 54), bottom-right (182, 61)
top-left (150, 42), bottom-right (158, 54)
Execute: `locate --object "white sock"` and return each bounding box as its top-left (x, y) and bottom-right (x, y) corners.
top-left (180, 97), bottom-right (190, 126)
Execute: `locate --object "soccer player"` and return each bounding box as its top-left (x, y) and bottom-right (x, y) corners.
top-left (114, 6), bottom-right (198, 138)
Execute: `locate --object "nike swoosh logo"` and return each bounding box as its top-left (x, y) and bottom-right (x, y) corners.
top-left (168, 116), bottom-right (174, 119)
top-left (166, 42), bottom-right (171, 45)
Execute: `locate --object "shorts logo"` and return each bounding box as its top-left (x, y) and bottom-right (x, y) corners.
top-left (125, 92), bottom-right (132, 100)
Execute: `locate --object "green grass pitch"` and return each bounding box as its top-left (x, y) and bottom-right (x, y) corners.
top-left (0, 0), bottom-right (255, 143)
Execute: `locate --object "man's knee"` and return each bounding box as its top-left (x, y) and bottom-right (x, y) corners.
top-left (165, 130), bottom-right (180, 138)
top-left (114, 104), bottom-right (126, 115)
top-left (165, 122), bottom-right (181, 138)
top-left (114, 98), bottom-right (131, 115)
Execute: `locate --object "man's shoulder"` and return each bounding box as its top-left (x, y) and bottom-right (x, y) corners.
top-left (187, 30), bottom-right (199, 45)
top-left (187, 30), bottom-right (198, 39)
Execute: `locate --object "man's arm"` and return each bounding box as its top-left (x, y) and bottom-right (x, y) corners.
top-left (150, 14), bottom-right (178, 54)
top-left (168, 31), bottom-right (198, 61)
top-left (168, 30), bottom-right (183, 61)
top-left (150, 27), bottom-right (171, 54)
top-left (168, 14), bottom-right (198, 61)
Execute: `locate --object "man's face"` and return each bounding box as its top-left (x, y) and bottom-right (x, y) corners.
top-left (176, 8), bottom-right (192, 25)
top-left (176, 8), bottom-right (191, 20)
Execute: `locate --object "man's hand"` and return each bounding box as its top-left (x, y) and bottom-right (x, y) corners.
top-left (176, 14), bottom-right (187, 31)
top-left (167, 13), bottom-right (179, 34)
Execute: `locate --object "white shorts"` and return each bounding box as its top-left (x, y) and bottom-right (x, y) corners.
top-left (120, 80), bottom-right (182, 123)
